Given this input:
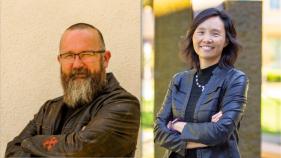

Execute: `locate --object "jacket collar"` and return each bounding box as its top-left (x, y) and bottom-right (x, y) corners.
top-left (176, 66), bottom-right (230, 93)
top-left (102, 72), bottom-right (120, 94)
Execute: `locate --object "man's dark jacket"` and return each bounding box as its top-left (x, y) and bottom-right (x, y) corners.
top-left (154, 67), bottom-right (249, 158)
top-left (5, 73), bottom-right (140, 157)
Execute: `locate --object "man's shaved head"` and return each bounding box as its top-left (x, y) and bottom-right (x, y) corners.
top-left (60, 23), bottom-right (105, 50)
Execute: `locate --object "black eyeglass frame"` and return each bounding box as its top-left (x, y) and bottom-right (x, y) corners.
top-left (58, 50), bottom-right (105, 60)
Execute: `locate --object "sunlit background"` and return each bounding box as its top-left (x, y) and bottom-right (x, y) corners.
top-left (142, 0), bottom-right (281, 158)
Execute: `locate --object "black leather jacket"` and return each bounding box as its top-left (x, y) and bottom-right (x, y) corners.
top-left (5, 73), bottom-right (140, 157)
top-left (154, 67), bottom-right (249, 158)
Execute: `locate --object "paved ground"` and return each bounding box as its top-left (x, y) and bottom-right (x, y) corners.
top-left (262, 142), bottom-right (281, 158)
top-left (262, 133), bottom-right (281, 158)
top-left (142, 128), bottom-right (154, 158)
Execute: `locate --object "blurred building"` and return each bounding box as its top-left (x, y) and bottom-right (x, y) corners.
top-left (263, 0), bottom-right (281, 80)
top-left (261, 0), bottom-right (281, 157)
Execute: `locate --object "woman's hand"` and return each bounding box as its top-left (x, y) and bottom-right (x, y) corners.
top-left (211, 111), bottom-right (223, 122)
top-left (167, 118), bottom-right (179, 131)
top-left (172, 121), bottom-right (186, 133)
top-left (167, 118), bottom-right (186, 133)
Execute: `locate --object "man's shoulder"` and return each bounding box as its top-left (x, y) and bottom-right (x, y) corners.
top-left (40, 96), bottom-right (63, 109)
top-left (105, 86), bottom-right (139, 105)
top-left (98, 83), bottom-right (140, 116)
top-left (99, 88), bottom-right (140, 119)
top-left (105, 73), bottom-right (139, 104)
top-left (49, 96), bottom-right (64, 102)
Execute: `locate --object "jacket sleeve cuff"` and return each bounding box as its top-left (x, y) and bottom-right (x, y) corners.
top-left (180, 123), bottom-right (201, 143)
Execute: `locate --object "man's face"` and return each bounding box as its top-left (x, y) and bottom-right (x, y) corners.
top-left (58, 29), bottom-right (111, 107)
top-left (59, 29), bottom-right (108, 75)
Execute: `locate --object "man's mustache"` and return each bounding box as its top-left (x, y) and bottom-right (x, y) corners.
top-left (69, 68), bottom-right (90, 79)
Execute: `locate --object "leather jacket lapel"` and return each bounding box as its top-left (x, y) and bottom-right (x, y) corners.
top-left (45, 99), bottom-right (64, 134)
top-left (181, 69), bottom-right (196, 119)
top-left (194, 66), bottom-right (230, 117)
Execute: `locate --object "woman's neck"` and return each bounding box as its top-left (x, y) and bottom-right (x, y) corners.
top-left (199, 58), bottom-right (220, 69)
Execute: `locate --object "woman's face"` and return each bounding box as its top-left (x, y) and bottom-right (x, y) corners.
top-left (192, 16), bottom-right (228, 67)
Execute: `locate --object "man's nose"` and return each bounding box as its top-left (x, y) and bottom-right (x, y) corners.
top-left (72, 55), bottom-right (84, 68)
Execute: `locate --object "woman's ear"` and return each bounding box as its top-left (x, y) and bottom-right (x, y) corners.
top-left (224, 39), bottom-right (229, 47)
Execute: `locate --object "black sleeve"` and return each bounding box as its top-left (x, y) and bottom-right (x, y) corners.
top-left (5, 102), bottom-right (46, 157)
top-left (154, 75), bottom-right (187, 157)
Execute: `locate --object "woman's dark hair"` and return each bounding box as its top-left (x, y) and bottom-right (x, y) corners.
top-left (181, 8), bottom-right (241, 70)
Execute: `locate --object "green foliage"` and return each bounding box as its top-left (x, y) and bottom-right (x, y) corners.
top-left (141, 98), bottom-right (154, 129)
top-left (261, 97), bottom-right (281, 134)
top-left (141, 111), bottom-right (154, 129)
top-left (266, 70), bottom-right (281, 82)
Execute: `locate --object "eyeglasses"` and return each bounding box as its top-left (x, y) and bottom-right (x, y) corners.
top-left (59, 50), bottom-right (105, 63)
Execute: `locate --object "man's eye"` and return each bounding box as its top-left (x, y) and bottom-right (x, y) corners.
top-left (63, 54), bottom-right (74, 59)
top-left (80, 52), bottom-right (94, 58)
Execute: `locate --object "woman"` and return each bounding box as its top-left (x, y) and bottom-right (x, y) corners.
top-left (154, 8), bottom-right (249, 158)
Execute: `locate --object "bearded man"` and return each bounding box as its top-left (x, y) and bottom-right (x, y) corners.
top-left (5, 23), bottom-right (140, 157)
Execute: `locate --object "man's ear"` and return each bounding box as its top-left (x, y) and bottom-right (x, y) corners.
top-left (103, 50), bottom-right (111, 68)
top-left (57, 55), bottom-right (61, 63)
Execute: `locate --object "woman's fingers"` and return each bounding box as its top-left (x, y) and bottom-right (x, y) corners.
top-left (211, 111), bottom-right (223, 122)
top-left (211, 111), bottom-right (219, 119)
top-left (167, 121), bottom-right (172, 129)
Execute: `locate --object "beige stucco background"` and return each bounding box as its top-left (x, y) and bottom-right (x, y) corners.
top-left (0, 0), bottom-right (141, 157)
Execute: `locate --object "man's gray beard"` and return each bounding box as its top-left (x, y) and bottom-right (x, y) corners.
top-left (61, 65), bottom-right (106, 108)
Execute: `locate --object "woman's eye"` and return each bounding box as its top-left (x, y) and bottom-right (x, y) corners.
top-left (212, 33), bottom-right (220, 37)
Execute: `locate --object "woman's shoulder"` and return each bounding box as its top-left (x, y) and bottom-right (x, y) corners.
top-left (224, 68), bottom-right (248, 80)
top-left (223, 67), bottom-right (249, 84)
top-left (173, 69), bottom-right (195, 78)
top-left (228, 68), bottom-right (246, 75)
top-left (170, 69), bottom-right (194, 86)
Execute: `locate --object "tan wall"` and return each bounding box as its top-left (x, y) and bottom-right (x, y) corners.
top-left (0, 0), bottom-right (141, 157)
